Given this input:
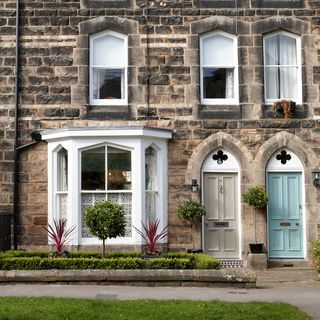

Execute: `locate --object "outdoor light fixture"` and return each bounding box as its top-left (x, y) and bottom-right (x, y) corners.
top-left (191, 179), bottom-right (199, 193)
top-left (312, 168), bottom-right (320, 187)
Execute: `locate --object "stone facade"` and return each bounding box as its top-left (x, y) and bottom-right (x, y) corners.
top-left (1, 0), bottom-right (320, 260)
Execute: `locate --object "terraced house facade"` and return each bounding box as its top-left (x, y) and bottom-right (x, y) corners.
top-left (1, 0), bottom-right (320, 265)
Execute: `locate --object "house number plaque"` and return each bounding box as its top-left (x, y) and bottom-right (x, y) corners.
top-left (214, 222), bottom-right (229, 228)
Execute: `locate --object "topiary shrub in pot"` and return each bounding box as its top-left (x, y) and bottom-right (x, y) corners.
top-left (243, 187), bottom-right (268, 254)
top-left (84, 201), bottom-right (126, 258)
top-left (176, 200), bottom-right (207, 253)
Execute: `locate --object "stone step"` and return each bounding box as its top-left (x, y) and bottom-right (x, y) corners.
top-left (268, 260), bottom-right (312, 269)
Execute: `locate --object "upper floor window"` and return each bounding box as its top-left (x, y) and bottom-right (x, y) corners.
top-left (90, 31), bottom-right (128, 106)
top-left (263, 32), bottom-right (302, 104)
top-left (200, 32), bottom-right (238, 105)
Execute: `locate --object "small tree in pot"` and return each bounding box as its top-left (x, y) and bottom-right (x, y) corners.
top-left (176, 200), bottom-right (207, 252)
top-left (243, 187), bottom-right (268, 254)
top-left (84, 201), bottom-right (126, 258)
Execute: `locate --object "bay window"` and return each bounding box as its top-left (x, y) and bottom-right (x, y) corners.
top-left (43, 127), bottom-right (171, 246)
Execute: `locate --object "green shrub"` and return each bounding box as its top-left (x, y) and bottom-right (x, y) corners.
top-left (0, 250), bottom-right (48, 259)
top-left (145, 258), bottom-right (192, 269)
top-left (243, 187), bottom-right (268, 209)
top-left (105, 252), bottom-right (142, 259)
top-left (84, 201), bottom-right (126, 258)
top-left (68, 252), bottom-right (102, 259)
top-left (193, 254), bottom-right (220, 269)
top-left (311, 239), bottom-right (320, 273)
top-left (0, 257), bottom-right (42, 270)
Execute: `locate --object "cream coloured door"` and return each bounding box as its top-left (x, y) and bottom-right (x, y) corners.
top-left (203, 173), bottom-right (239, 259)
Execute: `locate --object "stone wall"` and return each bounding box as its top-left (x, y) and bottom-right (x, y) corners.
top-left (0, 0), bottom-right (320, 252)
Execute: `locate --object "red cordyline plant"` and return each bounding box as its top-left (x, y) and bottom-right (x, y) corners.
top-left (133, 218), bottom-right (168, 255)
top-left (43, 218), bottom-right (76, 256)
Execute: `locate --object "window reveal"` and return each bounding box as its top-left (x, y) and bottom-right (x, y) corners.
top-left (56, 148), bottom-right (68, 220)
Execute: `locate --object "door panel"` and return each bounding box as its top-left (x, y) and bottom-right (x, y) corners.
top-left (268, 172), bottom-right (303, 258)
top-left (204, 173), bottom-right (239, 259)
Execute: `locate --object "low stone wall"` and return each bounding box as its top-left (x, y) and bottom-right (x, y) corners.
top-left (0, 269), bottom-right (256, 288)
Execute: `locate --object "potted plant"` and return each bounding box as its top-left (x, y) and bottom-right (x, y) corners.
top-left (243, 187), bottom-right (268, 254)
top-left (84, 201), bottom-right (126, 258)
top-left (176, 200), bottom-right (207, 253)
top-left (272, 99), bottom-right (295, 123)
top-left (133, 218), bottom-right (168, 257)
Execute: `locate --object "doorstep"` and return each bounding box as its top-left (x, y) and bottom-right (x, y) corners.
top-left (0, 269), bottom-right (256, 288)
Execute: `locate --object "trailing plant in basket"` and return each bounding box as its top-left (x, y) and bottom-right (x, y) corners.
top-left (42, 218), bottom-right (75, 257)
top-left (133, 218), bottom-right (168, 255)
top-left (176, 200), bottom-right (207, 250)
top-left (84, 201), bottom-right (126, 258)
top-left (272, 99), bottom-right (295, 123)
top-left (243, 187), bottom-right (268, 246)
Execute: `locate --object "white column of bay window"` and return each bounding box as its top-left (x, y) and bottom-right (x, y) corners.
top-left (157, 140), bottom-right (168, 236)
top-left (47, 143), bottom-right (55, 231)
top-left (131, 139), bottom-right (143, 244)
top-left (69, 140), bottom-right (80, 245)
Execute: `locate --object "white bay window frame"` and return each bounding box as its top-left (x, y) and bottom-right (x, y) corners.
top-left (263, 31), bottom-right (302, 104)
top-left (43, 127), bottom-right (171, 246)
top-left (90, 31), bottom-right (128, 106)
top-left (200, 31), bottom-right (239, 105)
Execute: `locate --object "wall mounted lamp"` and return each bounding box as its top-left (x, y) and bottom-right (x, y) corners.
top-left (312, 168), bottom-right (320, 187)
top-left (191, 179), bottom-right (199, 193)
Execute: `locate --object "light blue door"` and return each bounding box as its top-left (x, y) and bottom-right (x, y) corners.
top-left (267, 172), bottom-right (303, 259)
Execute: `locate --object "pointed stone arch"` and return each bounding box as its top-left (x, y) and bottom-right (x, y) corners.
top-left (254, 131), bottom-right (318, 186)
top-left (185, 131), bottom-right (253, 185)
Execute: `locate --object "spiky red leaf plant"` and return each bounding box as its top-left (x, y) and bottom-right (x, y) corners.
top-left (133, 219), bottom-right (168, 255)
top-left (43, 219), bottom-right (76, 256)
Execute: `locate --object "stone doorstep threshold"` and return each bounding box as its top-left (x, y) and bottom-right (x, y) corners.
top-left (0, 269), bottom-right (256, 288)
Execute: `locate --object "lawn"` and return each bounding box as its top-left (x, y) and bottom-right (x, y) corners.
top-left (0, 297), bottom-right (308, 320)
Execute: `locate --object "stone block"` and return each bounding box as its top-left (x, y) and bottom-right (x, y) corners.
top-left (247, 253), bottom-right (267, 270)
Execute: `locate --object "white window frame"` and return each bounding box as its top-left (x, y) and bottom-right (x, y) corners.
top-left (89, 30), bottom-right (128, 106)
top-left (263, 31), bottom-right (302, 105)
top-left (200, 31), bottom-right (239, 105)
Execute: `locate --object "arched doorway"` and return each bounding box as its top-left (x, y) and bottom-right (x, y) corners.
top-left (202, 149), bottom-right (241, 259)
top-left (267, 148), bottom-right (305, 259)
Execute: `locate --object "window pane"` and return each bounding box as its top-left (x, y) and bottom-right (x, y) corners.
top-left (145, 147), bottom-right (157, 191)
top-left (107, 147), bottom-right (131, 190)
top-left (265, 34), bottom-right (297, 66)
top-left (81, 147), bottom-right (105, 190)
top-left (265, 67), bottom-right (279, 99)
top-left (203, 68), bottom-right (234, 99)
top-left (279, 34), bottom-right (297, 65)
top-left (92, 68), bottom-right (124, 100)
top-left (92, 34), bottom-right (125, 66)
top-left (280, 67), bottom-right (298, 99)
top-left (265, 36), bottom-right (279, 65)
top-left (265, 66), bottom-right (298, 100)
top-left (202, 34), bottom-right (234, 66)
top-left (57, 148), bottom-right (68, 191)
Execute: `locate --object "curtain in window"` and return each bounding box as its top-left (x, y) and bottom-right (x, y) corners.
top-left (265, 34), bottom-right (298, 100)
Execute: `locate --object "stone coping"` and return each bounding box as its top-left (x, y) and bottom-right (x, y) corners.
top-left (0, 269), bottom-right (256, 288)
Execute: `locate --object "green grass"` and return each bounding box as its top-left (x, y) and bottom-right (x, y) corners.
top-left (0, 297), bottom-right (309, 320)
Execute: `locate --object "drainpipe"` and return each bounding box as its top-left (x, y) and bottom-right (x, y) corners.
top-left (13, 0), bottom-right (20, 250)
top-left (13, 0), bottom-right (43, 249)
